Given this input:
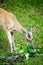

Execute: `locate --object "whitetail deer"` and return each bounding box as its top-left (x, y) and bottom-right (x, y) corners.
top-left (0, 8), bottom-right (33, 53)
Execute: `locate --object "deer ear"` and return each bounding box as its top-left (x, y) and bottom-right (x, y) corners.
top-left (28, 33), bottom-right (31, 38)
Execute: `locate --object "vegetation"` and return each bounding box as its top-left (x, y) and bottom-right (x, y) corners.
top-left (0, 0), bottom-right (43, 65)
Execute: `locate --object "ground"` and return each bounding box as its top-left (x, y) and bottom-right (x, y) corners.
top-left (0, 0), bottom-right (43, 65)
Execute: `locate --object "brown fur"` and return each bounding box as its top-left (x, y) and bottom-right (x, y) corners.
top-left (0, 8), bottom-right (24, 32)
top-left (0, 8), bottom-right (32, 52)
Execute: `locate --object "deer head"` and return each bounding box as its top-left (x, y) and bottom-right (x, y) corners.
top-left (26, 26), bottom-right (33, 42)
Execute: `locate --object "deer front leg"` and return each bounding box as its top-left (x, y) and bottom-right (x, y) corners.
top-left (11, 32), bottom-right (15, 50)
top-left (6, 30), bottom-right (13, 53)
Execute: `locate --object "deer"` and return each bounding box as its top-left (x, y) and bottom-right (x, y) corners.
top-left (0, 8), bottom-right (33, 53)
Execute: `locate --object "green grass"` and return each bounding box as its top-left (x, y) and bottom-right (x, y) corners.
top-left (0, 0), bottom-right (43, 65)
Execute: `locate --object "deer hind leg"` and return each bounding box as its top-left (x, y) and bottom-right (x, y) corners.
top-left (6, 30), bottom-right (13, 53)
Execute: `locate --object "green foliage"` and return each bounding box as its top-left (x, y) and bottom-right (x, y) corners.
top-left (0, 0), bottom-right (43, 65)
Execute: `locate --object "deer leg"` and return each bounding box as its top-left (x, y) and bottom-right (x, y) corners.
top-left (11, 32), bottom-right (15, 50)
top-left (6, 30), bottom-right (13, 53)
